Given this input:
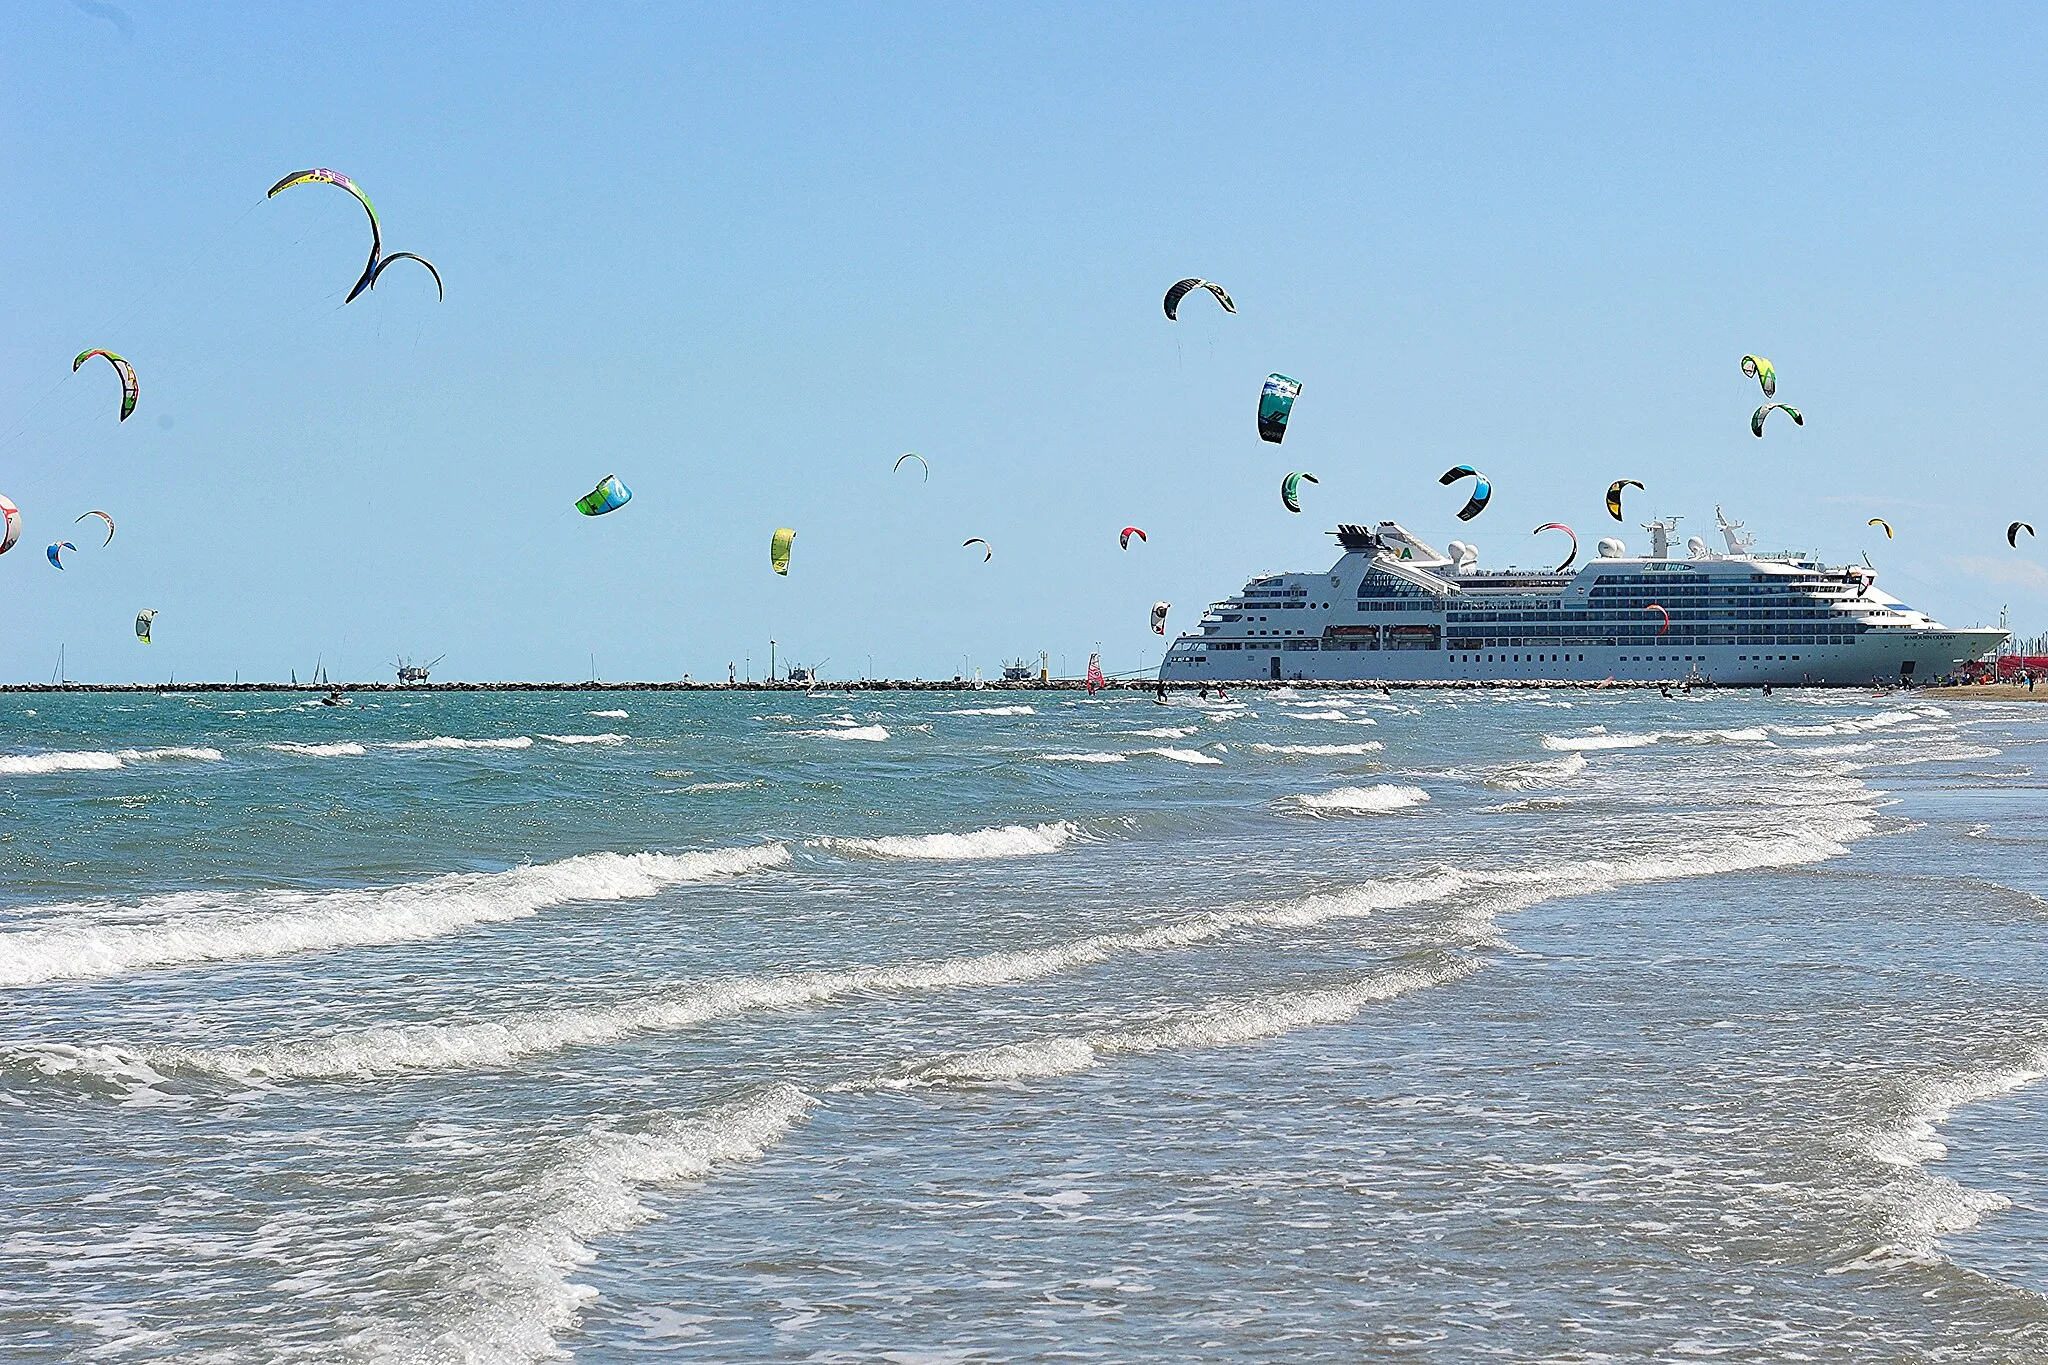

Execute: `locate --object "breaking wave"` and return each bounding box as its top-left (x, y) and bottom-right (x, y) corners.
top-left (427, 1085), bottom-right (816, 1364)
top-left (267, 741), bottom-right (368, 757)
top-left (0, 844), bottom-right (792, 988)
top-left (800, 725), bottom-right (889, 742)
top-left (1248, 742), bottom-right (1384, 756)
top-left (1141, 747), bottom-right (1222, 765)
top-left (1285, 784), bottom-right (1431, 816)
top-left (938, 706), bottom-right (1035, 716)
top-left (133, 799), bottom-right (1877, 1085)
top-left (1542, 732), bottom-right (1655, 751)
top-left (817, 821), bottom-right (1085, 861)
top-left (1484, 752), bottom-right (1588, 790)
top-left (537, 733), bottom-right (627, 746)
top-left (1845, 1042), bottom-right (2048, 1269)
top-left (0, 747), bottom-right (224, 774)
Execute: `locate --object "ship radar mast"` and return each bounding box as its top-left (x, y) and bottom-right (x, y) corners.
top-left (1715, 505), bottom-right (1756, 556)
top-left (1640, 515), bottom-right (1682, 559)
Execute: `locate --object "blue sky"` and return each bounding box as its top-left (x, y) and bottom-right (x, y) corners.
top-left (6, 3), bottom-right (2047, 682)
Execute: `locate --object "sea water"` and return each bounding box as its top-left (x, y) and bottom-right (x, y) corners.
top-left (2, 688), bottom-right (2045, 1361)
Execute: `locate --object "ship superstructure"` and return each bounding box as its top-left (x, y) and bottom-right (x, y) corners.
top-left (1160, 509), bottom-right (2005, 686)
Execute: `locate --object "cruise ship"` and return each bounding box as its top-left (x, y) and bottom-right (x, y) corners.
top-left (1160, 509), bottom-right (2005, 687)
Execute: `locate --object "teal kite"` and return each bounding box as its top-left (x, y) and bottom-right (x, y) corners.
top-left (1439, 465), bottom-right (1492, 521)
top-left (575, 475), bottom-right (631, 516)
top-left (1258, 374), bottom-right (1301, 444)
top-left (1280, 471), bottom-right (1319, 514)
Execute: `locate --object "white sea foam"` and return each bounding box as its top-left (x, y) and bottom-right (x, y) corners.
top-left (1284, 709), bottom-right (1353, 721)
top-left (938, 706), bottom-right (1035, 716)
top-left (1036, 751), bottom-right (1127, 763)
top-left (537, 733), bottom-right (627, 746)
top-left (0, 746), bottom-right (223, 774)
top-left (1141, 746), bottom-right (1222, 765)
top-left (680, 781), bottom-right (754, 794)
top-left (434, 1085), bottom-right (816, 1365)
top-left (267, 741), bottom-right (369, 757)
top-left (1285, 784), bottom-right (1431, 816)
top-left (586, 710), bottom-right (628, 718)
top-left (1543, 732), bottom-right (1656, 751)
top-left (817, 821), bottom-right (1084, 861)
top-left (1483, 752), bottom-right (1589, 789)
top-left (0, 751), bottom-right (126, 774)
top-left (0, 1042), bottom-right (177, 1101)
top-left (0, 844), bottom-right (791, 988)
top-left (1247, 742), bottom-right (1384, 756)
top-left (1663, 727), bottom-right (1772, 744)
top-left (385, 736), bottom-right (534, 751)
top-left (799, 725), bottom-right (889, 742)
top-left (150, 801), bottom-right (1879, 1085)
top-left (1845, 1044), bottom-right (2048, 1267)
top-left (1125, 727), bottom-right (1197, 739)
top-left (1861, 1049), bottom-right (2048, 1169)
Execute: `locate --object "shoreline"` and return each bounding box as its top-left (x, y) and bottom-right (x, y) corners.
top-left (0, 678), bottom-right (1915, 694)
top-left (1922, 683), bottom-right (2048, 701)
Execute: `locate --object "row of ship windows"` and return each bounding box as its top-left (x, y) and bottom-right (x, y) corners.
top-left (1332, 603), bottom-right (1853, 618)
top-left (1201, 638), bottom-right (1848, 652)
top-left (1451, 611), bottom-right (1849, 623)
top-left (1592, 573), bottom-right (1827, 585)
top-left (1182, 647), bottom-right (1816, 664)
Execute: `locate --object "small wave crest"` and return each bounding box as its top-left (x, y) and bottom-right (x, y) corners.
top-left (0, 746), bottom-right (223, 774)
top-left (1285, 784), bottom-right (1431, 816)
top-left (817, 821), bottom-right (1084, 861)
top-left (1484, 752), bottom-right (1588, 790)
top-left (386, 736), bottom-right (534, 751)
top-left (869, 955), bottom-right (1478, 1090)
top-left (1141, 747), bottom-right (1222, 765)
top-left (538, 733), bottom-right (627, 746)
top-left (799, 725), bottom-right (889, 742)
top-left (267, 741), bottom-right (369, 757)
top-left (938, 706), bottom-right (1035, 716)
top-left (1542, 732), bottom-right (1655, 751)
top-left (1247, 742), bottom-right (1384, 756)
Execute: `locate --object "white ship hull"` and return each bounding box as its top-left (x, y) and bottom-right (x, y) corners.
top-left (1161, 630), bottom-right (2003, 687)
top-left (1159, 517), bottom-right (2005, 688)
